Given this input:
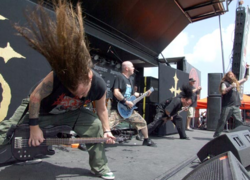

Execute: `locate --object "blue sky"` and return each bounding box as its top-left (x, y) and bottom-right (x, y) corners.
top-left (144, 1), bottom-right (250, 99)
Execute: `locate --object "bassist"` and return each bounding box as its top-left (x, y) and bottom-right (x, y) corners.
top-left (110, 61), bottom-right (155, 147)
top-left (0, 1), bottom-right (115, 179)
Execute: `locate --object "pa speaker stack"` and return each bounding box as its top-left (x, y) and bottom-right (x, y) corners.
top-left (207, 73), bottom-right (223, 130)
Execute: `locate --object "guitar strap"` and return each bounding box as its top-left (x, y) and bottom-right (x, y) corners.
top-left (17, 97), bottom-right (30, 124)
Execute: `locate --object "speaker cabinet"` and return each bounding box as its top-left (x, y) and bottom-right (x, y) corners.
top-left (197, 130), bottom-right (250, 168)
top-left (140, 77), bottom-right (159, 103)
top-left (208, 73), bottom-right (223, 96)
top-left (155, 111), bottom-right (187, 136)
top-left (137, 103), bottom-right (157, 124)
top-left (183, 151), bottom-right (250, 180)
top-left (207, 96), bottom-right (221, 130)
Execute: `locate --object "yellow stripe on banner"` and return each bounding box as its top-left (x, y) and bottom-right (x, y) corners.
top-left (142, 77), bottom-right (147, 119)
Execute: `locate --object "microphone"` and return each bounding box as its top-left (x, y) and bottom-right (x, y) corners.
top-left (107, 46), bottom-right (111, 53)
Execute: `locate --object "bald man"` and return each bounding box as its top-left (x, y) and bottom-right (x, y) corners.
top-left (110, 61), bottom-right (155, 147)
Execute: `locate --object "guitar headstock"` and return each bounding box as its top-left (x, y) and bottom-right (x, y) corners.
top-left (149, 87), bottom-right (154, 92)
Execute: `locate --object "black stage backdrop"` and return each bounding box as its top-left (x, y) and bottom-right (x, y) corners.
top-left (158, 63), bottom-right (189, 135)
top-left (0, 0), bottom-right (51, 121)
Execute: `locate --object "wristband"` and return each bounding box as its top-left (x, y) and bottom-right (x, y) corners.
top-left (29, 118), bottom-right (39, 126)
top-left (120, 98), bottom-right (126, 104)
top-left (104, 131), bottom-right (111, 133)
top-left (139, 93), bottom-right (143, 96)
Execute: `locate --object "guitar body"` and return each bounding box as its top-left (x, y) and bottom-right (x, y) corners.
top-left (0, 144), bottom-right (14, 164)
top-left (117, 96), bottom-right (137, 119)
top-left (0, 124), bottom-right (71, 164)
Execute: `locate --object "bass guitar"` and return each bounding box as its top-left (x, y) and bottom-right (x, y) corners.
top-left (117, 87), bottom-right (154, 119)
top-left (0, 124), bottom-right (123, 165)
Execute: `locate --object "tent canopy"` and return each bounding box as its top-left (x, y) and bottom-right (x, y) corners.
top-left (197, 94), bottom-right (250, 110)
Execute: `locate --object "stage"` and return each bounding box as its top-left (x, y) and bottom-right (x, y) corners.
top-left (1, 129), bottom-right (249, 180)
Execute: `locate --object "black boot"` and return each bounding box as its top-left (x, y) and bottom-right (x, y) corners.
top-left (142, 139), bottom-right (156, 147)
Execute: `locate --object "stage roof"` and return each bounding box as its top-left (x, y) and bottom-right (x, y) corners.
top-left (32, 0), bottom-right (227, 68)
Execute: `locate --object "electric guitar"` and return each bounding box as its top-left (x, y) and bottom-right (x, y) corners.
top-left (162, 106), bottom-right (189, 122)
top-left (0, 124), bottom-right (123, 165)
top-left (117, 87), bottom-right (154, 119)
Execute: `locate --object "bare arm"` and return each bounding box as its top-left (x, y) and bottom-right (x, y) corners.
top-left (113, 88), bottom-right (133, 108)
top-left (221, 82), bottom-right (235, 95)
top-left (193, 86), bottom-right (202, 94)
top-left (28, 71), bottom-right (54, 146)
top-left (238, 64), bottom-right (249, 85)
top-left (95, 92), bottom-right (115, 144)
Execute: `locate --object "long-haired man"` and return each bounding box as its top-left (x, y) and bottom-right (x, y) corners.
top-left (213, 65), bottom-right (249, 138)
top-left (0, 1), bottom-right (115, 179)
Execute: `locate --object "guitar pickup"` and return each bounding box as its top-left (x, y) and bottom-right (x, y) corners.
top-left (14, 137), bottom-right (23, 149)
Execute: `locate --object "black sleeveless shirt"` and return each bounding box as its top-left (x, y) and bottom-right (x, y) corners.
top-left (221, 81), bottom-right (241, 107)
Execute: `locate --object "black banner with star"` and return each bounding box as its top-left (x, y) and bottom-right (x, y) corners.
top-left (0, 0), bottom-right (51, 121)
top-left (158, 63), bottom-right (189, 135)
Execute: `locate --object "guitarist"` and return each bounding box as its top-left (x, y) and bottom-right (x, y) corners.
top-left (0, 2), bottom-right (115, 180)
top-left (110, 61), bottom-right (156, 147)
top-left (147, 84), bottom-right (193, 140)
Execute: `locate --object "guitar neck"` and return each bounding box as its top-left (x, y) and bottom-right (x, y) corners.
top-left (45, 137), bottom-right (107, 145)
top-left (133, 92), bottom-right (149, 105)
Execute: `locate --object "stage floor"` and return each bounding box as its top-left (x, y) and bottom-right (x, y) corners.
top-left (0, 129), bottom-right (249, 180)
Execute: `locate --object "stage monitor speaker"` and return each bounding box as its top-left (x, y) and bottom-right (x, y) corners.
top-left (231, 122), bottom-right (250, 133)
top-left (197, 130), bottom-right (250, 168)
top-left (183, 151), bottom-right (250, 180)
top-left (208, 73), bottom-right (223, 96)
top-left (140, 77), bottom-right (159, 103)
top-left (207, 96), bottom-right (221, 130)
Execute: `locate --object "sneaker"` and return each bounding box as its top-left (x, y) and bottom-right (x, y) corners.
top-left (101, 172), bottom-right (115, 180)
top-left (91, 170), bottom-right (115, 180)
top-left (142, 139), bottom-right (156, 147)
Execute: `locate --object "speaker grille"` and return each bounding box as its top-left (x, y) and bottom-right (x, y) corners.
top-left (207, 96), bottom-right (221, 130)
top-left (184, 152), bottom-right (250, 180)
top-left (183, 156), bottom-right (229, 180)
top-left (208, 73), bottom-right (223, 96)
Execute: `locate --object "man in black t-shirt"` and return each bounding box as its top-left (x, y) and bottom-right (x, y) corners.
top-left (213, 65), bottom-right (249, 138)
top-left (0, 2), bottom-right (115, 179)
top-left (110, 61), bottom-right (155, 147)
top-left (147, 84), bottom-right (193, 139)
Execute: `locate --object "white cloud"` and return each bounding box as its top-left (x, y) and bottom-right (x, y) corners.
top-left (186, 24), bottom-right (235, 65)
top-left (160, 32), bottom-right (188, 58)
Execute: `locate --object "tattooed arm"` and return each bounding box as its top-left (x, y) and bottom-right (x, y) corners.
top-left (28, 71), bottom-right (53, 147)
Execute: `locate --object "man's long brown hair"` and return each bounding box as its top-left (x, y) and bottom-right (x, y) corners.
top-left (219, 71), bottom-right (240, 94)
top-left (14, 0), bottom-right (92, 91)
